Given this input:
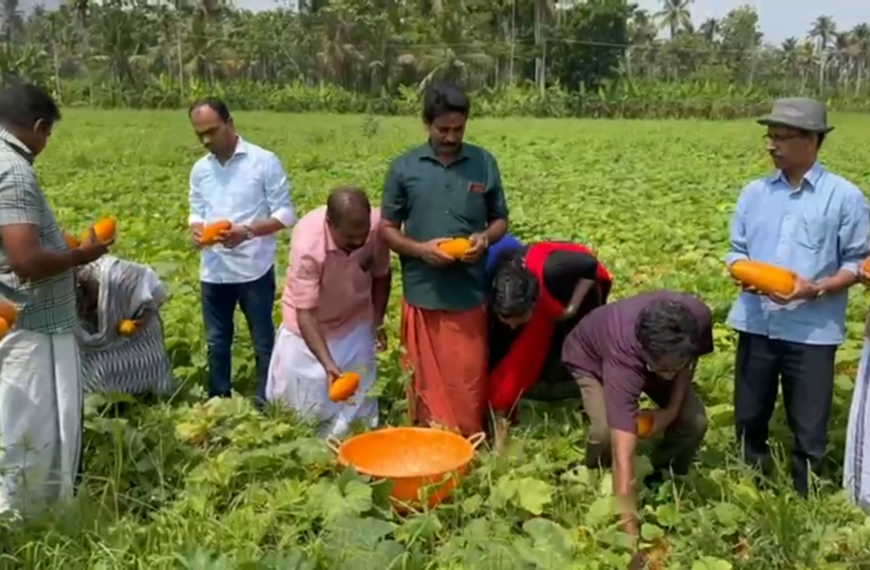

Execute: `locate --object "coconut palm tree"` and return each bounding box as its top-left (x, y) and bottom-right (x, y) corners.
top-left (655, 0), bottom-right (693, 40)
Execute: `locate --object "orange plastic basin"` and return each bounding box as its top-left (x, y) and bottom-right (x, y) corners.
top-left (328, 427), bottom-right (485, 509)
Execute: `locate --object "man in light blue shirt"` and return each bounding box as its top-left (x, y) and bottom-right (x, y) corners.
top-left (725, 97), bottom-right (870, 496)
top-left (188, 99), bottom-right (296, 406)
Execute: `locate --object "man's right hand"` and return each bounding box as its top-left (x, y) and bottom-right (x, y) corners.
top-left (79, 228), bottom-right (112, 264)
top-left (419, 238), bottom-right (455, 266)
top-left (190, 224), bottom-right (204, 250)
top-left (325, 362), bottom-right (342, 386)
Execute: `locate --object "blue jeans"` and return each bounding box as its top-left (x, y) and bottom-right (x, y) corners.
top-left (200, 266), bottom-right (276, 405)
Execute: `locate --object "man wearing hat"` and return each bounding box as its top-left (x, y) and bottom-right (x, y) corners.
top-left (724, 97), bottom-right (870, 496)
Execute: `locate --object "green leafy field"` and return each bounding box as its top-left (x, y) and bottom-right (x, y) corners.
top-left (3, 110), bottom-right (870, 569)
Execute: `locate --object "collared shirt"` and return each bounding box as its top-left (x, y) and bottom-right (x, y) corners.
top-left (282, 206), bottom-right (390, 339)
top-left (725, 162), bottom-right (870, 345)
top-left (188, 137), bottom-right (296, 284)
top-left (0, 129), bottom-right (78, 334)
top-left (561, 290), bottom-right (714, 433)
top-left (381, 141), bottom-right (509, 311)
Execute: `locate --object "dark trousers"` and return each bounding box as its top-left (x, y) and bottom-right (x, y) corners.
top-left (734, 332), bottom-right (837, 496)
top-left (522, 355), bottom-right (581, 401)
top-left (201, 266), bottom-right (276, 405)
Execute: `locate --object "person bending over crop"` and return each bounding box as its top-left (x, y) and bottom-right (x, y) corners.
top-left (487, 240), bottom-right (613, 451)
top-left (560, 291), bottom-right (713, 545)
top-left (725, 98), bottom-right (870, 497)
top-left (75, 256), bottom-right (174, 397)
top-left (267, 187), bottom-right (391, 438)
top-left (379, 82), bottom-right (509, 437)
top-left (0, 82), bottom-right (111, 516)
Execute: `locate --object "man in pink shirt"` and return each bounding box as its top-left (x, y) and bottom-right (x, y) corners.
top-left (266, 187), bottom-right (392, 437)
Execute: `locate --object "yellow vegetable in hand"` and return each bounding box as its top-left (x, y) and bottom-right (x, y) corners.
top-left (328, 372), bottom-right (360, 402)
top-left (438, 237), bottom-right (472, 259)
top-left (118, 319), bottom-right (138, 336)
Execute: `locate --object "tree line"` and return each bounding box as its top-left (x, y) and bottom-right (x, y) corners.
top-left (1, 0), bottom-right (869, 118)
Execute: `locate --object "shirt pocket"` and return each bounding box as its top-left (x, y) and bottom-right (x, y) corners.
top-left (460, 181), bottom-right (488, 223)
top-left (795, 213), bottom-right (833, 251)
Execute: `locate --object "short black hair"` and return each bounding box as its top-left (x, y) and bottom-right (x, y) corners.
top-left (636, 300), bottom-right (699, 363)
top-left (188, 97), bottom-right (231, 122)
top-left (491, 264), bottom-right (539, 320)
top-left (816, 132), bottom-right (826, 150)
top-left (326, 185), bottom-right (371, 226)
top-left (422, 82), bottom-right (470, 124)
top-left (0, 81), bottom-right (61, 130)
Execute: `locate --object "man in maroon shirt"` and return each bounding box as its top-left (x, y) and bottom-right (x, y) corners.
top-left (561, 290), bottom-right (713, 542)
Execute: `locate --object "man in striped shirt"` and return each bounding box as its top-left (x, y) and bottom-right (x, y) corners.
top-left (0, 82), bottom-right (110, 516)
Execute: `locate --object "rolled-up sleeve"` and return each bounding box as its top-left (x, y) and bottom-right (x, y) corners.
top-left (837, 186), bottom-right (870, 275)
top-left (264, 153), bottom-right (296, 227)
top-left (286, 230), bottom-right (321, 310)
top-left (725, 183), bottom-right (753, 267)
top-left (0, 166), bottom-right (41, 227)
top-left (188, 165), bottom-right (206, 226)
top-left (484, 153), bottom-right (509, 221)
top-left (381, 161), bottom-right (407, 224)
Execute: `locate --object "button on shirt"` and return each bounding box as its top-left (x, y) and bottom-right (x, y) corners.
top-left (725, 162), bottom-right (870, 345)
top-left (188, 137), bottom-right (296, 284)
top-left (282, 206), bottom-right (391, 340)
top-left (0, 129), bottom-right (78, 334)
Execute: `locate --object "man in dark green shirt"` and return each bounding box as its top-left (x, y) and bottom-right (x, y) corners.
top-left (380, 82), bottom-right (509, 436)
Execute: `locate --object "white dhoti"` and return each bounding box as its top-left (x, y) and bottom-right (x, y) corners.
top-left (266, 320), bottom-right (378, 439)
top-left (845, 338), bottom-right (870, 511)
top-left (0, 329), bottom-right (82, 517)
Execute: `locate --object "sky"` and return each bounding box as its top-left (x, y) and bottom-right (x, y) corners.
top-left (17, 0), bottom-right (867, 46)
top-left (634, 0), bottom-right (865, 44)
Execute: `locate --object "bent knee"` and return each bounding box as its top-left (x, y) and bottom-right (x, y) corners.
top-left (684, 408), bottom-right (708, 437)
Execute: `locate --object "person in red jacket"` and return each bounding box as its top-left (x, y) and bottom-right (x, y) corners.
top-left (487, 241), bottom-right (612, 450)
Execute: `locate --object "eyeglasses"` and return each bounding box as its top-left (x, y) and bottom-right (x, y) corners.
top-left (763, 133), bottom-right (802, 144)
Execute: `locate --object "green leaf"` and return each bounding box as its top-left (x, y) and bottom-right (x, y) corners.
top-left (640, 523), bottom-right (665, 541)
top-left (396, 512), bottom-right (443, 544)
top-left (342, 479), bottom-right (374, 514)
top-left (654, 503), bottom-right (680, 528)
top-left (692, 557), bottom-right (733, 570)
top-left (585, 495), bottom-right (615, 528)
top-left (515, 477), bottom-right (554, 515)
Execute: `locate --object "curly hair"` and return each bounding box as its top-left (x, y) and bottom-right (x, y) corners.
top-left (635, 300), bottom-right (699, 363)
top-left (491, 263), bottom-right (539, 320)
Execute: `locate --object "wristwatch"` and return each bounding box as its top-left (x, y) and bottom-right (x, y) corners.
top-left (815, 286), bottom-right (826, 299)
top-left (242, 225), bottom-right (255, 241)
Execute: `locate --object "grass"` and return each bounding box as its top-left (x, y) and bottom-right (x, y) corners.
top-left (2, 110), bottom-right (870, 568)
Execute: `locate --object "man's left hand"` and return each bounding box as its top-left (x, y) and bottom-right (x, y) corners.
top-left (219, 225), bottom-right (250, 249)
top-left (645, 408), bottom-right (675, 436)
top-left (462, 233), bottom-right (488, 263)
top-left (769, 276), bottom-right (820, 305)
top-left (373, 325), bottom-right (388, 352)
